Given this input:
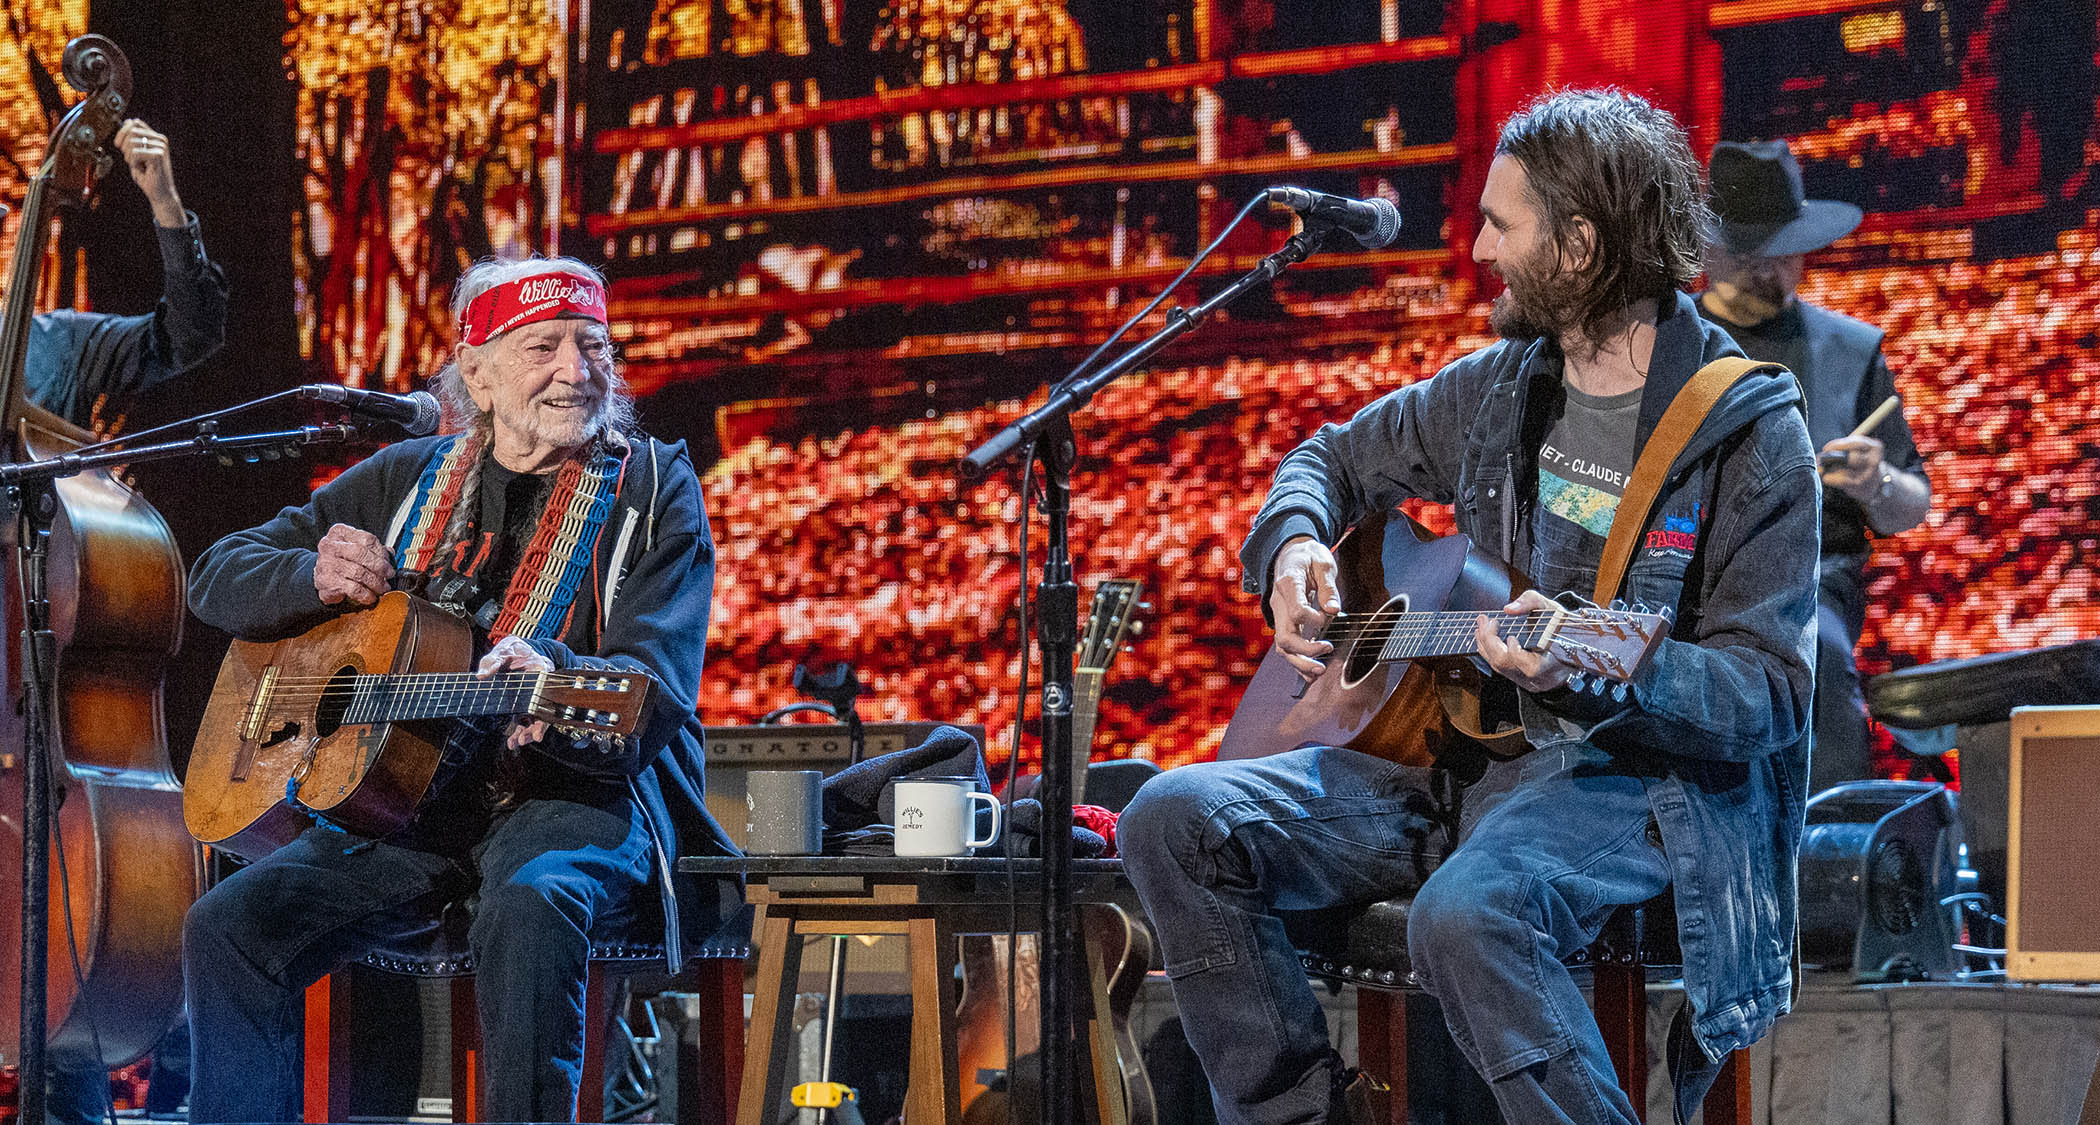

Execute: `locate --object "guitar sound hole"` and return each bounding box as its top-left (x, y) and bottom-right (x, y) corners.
top-left (1340, 594), bottom-right (1407, 684)
top-left (313, 665), bottom-right (359, 738)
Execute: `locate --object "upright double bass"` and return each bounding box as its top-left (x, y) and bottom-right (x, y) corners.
top-left (0, 35), bottom-right (203, 1078)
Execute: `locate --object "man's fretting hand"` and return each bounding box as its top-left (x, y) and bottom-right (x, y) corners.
top-left (479, 635), bottom-right (556, 749)
top-left (1475, 589), bottom-right (1577, 693)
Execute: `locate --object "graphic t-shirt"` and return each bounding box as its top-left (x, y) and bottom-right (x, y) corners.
top-left (1536, 382), bottom-right (1643, 549)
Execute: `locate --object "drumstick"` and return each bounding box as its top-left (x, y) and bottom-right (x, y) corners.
top-left (1847, 394), bottom-right (1900, 440)
top-left (1819, 395), bottom-right (1902, 470)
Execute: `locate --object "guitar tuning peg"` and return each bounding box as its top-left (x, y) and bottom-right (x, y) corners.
top-left (1659, 605), bottom-right (1677, 624)
top-left (1611, 682), bottom-right (1629, 703)
top-left (1609, 598), bottom-right (1626, 612)
top-left (1632, 601), bottom-right (1649, 615)
top-left (1565, 672), bottom-right (1588, 694)
top-left (1590, 676), bottom-right (1610, 696)
top-left (1138, 601), bottom-right (1154, 612)
top-left (1130, 621), bottom-right (1145, 635)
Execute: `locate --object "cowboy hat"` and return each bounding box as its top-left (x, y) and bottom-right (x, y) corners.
top-left (1707, 139), bottom-right (1863, 257)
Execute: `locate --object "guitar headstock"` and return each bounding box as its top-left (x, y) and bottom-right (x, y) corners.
top-left (1079, 578), bottom-right (1145, 674)
top-left (527, 671), bottom-right (655, 737)
top-left (1543, 604), bottom-right (1670, 690)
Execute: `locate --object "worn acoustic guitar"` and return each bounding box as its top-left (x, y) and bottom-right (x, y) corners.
top-left (185, 590), bottom-right (652, 859)
top-left (1219, 509), bottom-right (1668, 767)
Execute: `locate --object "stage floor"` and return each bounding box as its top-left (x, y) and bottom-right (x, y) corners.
top-left (1642, 974), bottom-right (2100, 1125)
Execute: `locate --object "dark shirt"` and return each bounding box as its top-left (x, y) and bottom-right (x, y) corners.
top-left (1700, 298), bottom-right (1923, 561)
top-left (424, 461), bottom-right (551, 629)
top-left (24, 215), bottom-right (228, 428)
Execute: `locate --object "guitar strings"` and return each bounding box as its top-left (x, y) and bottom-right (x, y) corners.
top-left (1316, 608), bottom-right (1642, 645)
top-left (1320, 610), bottom-right (1560, 645)
top-left (248, 672), bottom-right (618, 707)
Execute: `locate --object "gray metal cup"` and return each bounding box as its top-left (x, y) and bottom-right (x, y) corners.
top-left (745, 770), bottom-right (824, 855)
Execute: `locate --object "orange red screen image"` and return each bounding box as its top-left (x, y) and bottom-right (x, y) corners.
top-left (275, 0), bottom-right (2100, 778)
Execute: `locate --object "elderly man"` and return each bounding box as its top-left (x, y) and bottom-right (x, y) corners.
top-left (181, 255), bottom-right (737, 1122)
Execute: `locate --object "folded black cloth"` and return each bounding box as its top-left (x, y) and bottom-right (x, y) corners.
top-left (820, 725), bottom-right (989, 850)
top-left (1003, 797), bottom-right (1110, 858)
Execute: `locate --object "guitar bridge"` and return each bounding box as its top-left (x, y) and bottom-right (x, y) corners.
top-left (239, 666), bottom-right (281, 744)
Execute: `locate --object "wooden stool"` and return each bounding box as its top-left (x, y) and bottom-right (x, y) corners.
top-left (688, 855), bottom-right (1146, 1125)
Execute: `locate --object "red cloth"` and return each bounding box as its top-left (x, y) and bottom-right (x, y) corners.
top-left (1073, 804), bottom-right (1121, 857)
top-left (458, 272), bottom-right (608, 345)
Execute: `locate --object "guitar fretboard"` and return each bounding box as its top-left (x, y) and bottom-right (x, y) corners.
top-left (342, 673), bottom-right (548, 726)
top-left (1322, 609), bottom-right (1559, 664)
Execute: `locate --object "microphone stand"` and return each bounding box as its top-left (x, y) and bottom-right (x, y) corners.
top-left (10, 417), bottom-right (367, 1125)
top-left (961, 219), bottom-right (1340, 1123)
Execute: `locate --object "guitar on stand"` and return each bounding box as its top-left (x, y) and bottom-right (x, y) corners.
top-left (956, 578), bottom-right (1154, 1125)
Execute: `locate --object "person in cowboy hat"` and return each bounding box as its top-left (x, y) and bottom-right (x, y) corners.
top-left (1698, 139), bottom-right (1933, 793)
top-left (181, 255), bottom-right (740, 1122)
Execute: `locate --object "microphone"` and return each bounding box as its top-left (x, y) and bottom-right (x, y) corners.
top-left (1265, 186), bottom-right (1403, 249)
top-left (299, 384), bottom-right (442, 436)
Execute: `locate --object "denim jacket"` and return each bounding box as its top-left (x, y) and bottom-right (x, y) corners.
top-left (1239, 291), bottom-right (1820, 1061)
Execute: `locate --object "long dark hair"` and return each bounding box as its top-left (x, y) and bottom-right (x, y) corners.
top-left (1495, 88), bottom-right (1714, 349)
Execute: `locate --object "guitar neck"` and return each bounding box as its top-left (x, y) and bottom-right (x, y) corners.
top-left (1329, 608), bottom-right (1560, 664)
top-left (340, 672), bottom-right (547, 726)
top-left (1070, 669), bottom-right (1104, 802)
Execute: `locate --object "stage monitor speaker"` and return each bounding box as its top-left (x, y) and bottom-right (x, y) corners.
top-left (2006, 706), bottom-right (2100, 982)
top-left (1798, 780), bottom-right (1969, 980)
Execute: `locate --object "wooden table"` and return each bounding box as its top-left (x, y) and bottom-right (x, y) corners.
top-left (677, 855), bottom-right (1146, 1125)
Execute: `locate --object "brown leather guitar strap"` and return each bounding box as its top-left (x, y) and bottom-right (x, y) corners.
top-left (1592, 356), bottom-right (1779, 604)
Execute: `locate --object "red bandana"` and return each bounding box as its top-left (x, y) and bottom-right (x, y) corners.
top-left (457, 272), bottom-right (609, 346)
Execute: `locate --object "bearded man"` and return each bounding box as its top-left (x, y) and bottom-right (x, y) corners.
top-left (1120, 90), bottom-right (1820, 1124)
top-left (181, 256), bottom-right (737, 1122)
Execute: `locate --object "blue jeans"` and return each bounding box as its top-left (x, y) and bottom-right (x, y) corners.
top-left (182, 794), bottom-right (653, 1123)
top-left (1119, 745), bottom-right (1671, 1125)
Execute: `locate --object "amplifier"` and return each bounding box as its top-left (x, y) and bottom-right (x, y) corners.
top-left (2006, 706), bottom-right (2100, 981)
top-left (701, 721), bottom-right (985, 850)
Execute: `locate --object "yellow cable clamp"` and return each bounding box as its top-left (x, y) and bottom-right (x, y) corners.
top-left (791, 1082), bottom-right (857, 1108)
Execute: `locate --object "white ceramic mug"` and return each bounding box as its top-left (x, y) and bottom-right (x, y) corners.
top-left (893, 776), bottom-right (1001, 857)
